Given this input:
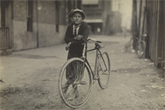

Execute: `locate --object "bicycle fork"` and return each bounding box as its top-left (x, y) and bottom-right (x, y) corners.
top-left (73, 43), bottom-right (86, 86)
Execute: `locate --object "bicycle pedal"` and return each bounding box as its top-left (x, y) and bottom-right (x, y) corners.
top-left (101, 73), bottom-right (109, 75)
top-left (79, 81), bottom-right (87, 85)
top-left (93, 80), bottom-right (96, 84)
top-left (93, 76), bottom-right (99, 80)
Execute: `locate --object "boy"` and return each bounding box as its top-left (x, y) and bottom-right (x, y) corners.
top-left (65, 8), bottom-right (89, 59)
top-left (63, 9), bottom-right (89, 99)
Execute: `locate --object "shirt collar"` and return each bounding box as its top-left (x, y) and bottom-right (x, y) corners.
top-left (73, 24), bottom-right (81, 28)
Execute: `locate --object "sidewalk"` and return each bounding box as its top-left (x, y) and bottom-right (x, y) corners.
top-left (0, 43), bottom-right (67, 87)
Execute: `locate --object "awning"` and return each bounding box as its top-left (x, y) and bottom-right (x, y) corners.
top-left (84, 19), bottom-right (103, 23)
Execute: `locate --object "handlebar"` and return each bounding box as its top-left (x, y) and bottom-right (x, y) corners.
top-left (87, 37), bottom-right (102, 43)
top-left (66, 37), bottom-right (103, 51)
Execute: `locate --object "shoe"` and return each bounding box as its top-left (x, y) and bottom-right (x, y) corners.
top-left (62, 86), bottom-right (68, 94)
top-left (67, 88), bottom-right (79, 101)
top-left (74, 89), bottom-right (79, 98)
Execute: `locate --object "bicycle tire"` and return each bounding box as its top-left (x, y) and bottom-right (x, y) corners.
top-left (124, 37), bottom-right (133, 53)
top-left (137, 41), bottom-right (146, 58)
top-left (58, 58), bottom-right (92, 108)
top-left (97, 52), bottom-right (110, 89)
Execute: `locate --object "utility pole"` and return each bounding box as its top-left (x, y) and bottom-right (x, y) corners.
top-left (132, 0), bottom-right (138, 50)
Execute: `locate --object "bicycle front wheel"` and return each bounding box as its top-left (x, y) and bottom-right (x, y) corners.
top-left (58, 58), bottom-right (92, 108)
top-left (97, 52), bottom-right (110, 89)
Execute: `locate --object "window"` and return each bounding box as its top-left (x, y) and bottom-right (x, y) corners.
top-left (1, 1), bottom-right (6, 27)
top-left (82, 0), bottom-right (99, 5)
top-left (56, 24), bottom-right (59, 33)
top-left (55, 1), bottom-right (59, 32)
top-left (27, 0), bottom-right (33, 32)
top-left (82, 0), bottom-right (99, 8)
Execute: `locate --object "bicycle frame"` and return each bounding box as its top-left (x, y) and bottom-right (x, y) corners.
top-left (82, 42), bottom-right (108, 79)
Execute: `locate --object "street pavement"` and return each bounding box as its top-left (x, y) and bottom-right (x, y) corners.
top-left (0, 35), bottom-right (164, 110)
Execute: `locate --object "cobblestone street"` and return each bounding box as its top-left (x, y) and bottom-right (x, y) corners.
top-left (0, 35), bottom-right (164, 110)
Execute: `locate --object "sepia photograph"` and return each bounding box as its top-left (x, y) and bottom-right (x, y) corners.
top-left (0, 0), bottom-right (164, 110)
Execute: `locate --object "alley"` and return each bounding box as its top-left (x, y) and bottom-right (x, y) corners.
top-left (0, 35), bottom-right (164, 110)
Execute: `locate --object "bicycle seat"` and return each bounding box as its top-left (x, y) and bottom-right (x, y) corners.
top-left (96, 40), bottom-right (102, 43)
top-left (96, 43), bottom-right (104, 49)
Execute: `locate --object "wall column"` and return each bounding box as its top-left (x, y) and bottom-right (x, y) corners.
top-left (0, 1), bottom-right (1, 27)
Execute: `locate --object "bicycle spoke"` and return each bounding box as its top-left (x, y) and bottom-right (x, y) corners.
top-left (97, 52), bottom-right (110, 89)
top-left (59, 58), bottom-right (92, 108)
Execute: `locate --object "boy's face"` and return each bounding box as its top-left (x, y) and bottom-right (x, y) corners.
top-left (72, 12), bottom-right (83, 25)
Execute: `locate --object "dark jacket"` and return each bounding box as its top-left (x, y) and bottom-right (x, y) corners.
top-left (65, 21), bottom-right (89, 59)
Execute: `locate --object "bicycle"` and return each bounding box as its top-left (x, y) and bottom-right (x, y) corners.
top-left (58, 37), bottom-right (110, 108)
top-left (136, 34), bottom-right (147, 58)
top-left (124, 36), bottom-right (134, 53)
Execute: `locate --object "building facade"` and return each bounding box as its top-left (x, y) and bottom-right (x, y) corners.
top-left (0, 0), bottom-right (81, 55)
top-left (82, 0), bottom-right (122, 35)
top-left (0, 0), bottom-right (122, 55)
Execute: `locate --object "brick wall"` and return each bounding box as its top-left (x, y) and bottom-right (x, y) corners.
top-left (12, 0), bottom-right (66, 50)
top-left (38, 1), bottom-right (56, 24)
top-left (13, 0), bottom-right (27, 21)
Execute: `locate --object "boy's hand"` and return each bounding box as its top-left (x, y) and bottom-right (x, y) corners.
top-left (74, 35), bottom-right (83, 40)
top-left (66, 42), bottom-right (71, 50)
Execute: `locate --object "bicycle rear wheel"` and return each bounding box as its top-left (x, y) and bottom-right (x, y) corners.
top-left (97, 52), bottom-right (110, 89)
top-left (137, 41), bottom-right (146, 58)
top-left (58, 58), bottom-right (92, 108)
